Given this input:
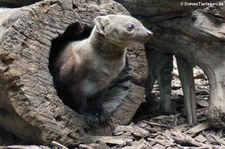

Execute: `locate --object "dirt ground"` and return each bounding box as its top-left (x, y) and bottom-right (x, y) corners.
top-left (1, 59), bottom-right (224, 149)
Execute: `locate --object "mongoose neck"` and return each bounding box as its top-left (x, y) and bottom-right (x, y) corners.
top-left (89, 27), bottom-right (126, 59)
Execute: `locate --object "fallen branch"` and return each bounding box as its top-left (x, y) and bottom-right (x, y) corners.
top-left (143, 120), bottom-right (174, 129)
top-left (91, 136), bottom-right (133, 145)
top-left (185, 122), bottom-right (210, 134)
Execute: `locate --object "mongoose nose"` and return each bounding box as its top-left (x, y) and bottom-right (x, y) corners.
top-left (146, 31), bottom-right (153, 37)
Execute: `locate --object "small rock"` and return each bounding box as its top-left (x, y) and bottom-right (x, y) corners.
top-left (152, 143), bottom-right (164, 149)
top-left (195, 134), bottom-right (207, 143)
top-left (193, 67), bottom-right (207, 79)
top-left (196, 99), bottom-right (209, 107)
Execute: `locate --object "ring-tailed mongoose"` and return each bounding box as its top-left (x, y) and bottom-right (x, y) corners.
top-left (52, 14), bottom-right (153, 127)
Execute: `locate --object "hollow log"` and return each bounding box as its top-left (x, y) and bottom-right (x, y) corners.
top-left (0, 0), bottom-right (148, 146)
top-left (116, 0), bottom-right (225, 127)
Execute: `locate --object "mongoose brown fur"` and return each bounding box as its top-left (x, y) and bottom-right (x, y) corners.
top-left (52, 14), bottom-right (153, 126)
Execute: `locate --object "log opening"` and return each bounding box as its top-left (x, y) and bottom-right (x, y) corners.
top-left (48, 22), bottom-right (93, 112)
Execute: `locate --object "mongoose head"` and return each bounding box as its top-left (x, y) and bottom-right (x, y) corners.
top-left (94, 14), bottom-right (153, 48)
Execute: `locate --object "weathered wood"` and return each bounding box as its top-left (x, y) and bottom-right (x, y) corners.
top-left (116, 0), bottom-right (225, 127)
top-left (176, 57), bottom-right (197, 125)
top-left (148, 7), bottom-right (225, 127)
top-left (145, 49), bottom-right (173, 114)
top-left (0, 0), bottom-right (147, 146)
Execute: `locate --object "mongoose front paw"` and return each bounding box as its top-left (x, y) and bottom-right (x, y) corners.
top-left (98, 108), bottom-right (110, 125)
top-left (84, 108), bottom-right (110, 127)
top-left (84, 113), bottom-right (100, 128)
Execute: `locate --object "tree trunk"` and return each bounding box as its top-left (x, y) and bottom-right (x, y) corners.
top-left (116, 0), bottom-right (225, 127)
top-left (176, 56), bottom-right (197, 125)
top-left (0, 0), bottom-right (147, 146)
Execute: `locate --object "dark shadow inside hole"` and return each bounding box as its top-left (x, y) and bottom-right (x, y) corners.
top-left (48, 22), bottom-right (92, 111)
top-left (72, 4), bottom-right (78, 9)
top-left (0, 1), bottom-right (40, 8)
top-left (0, 2), bottom-right (18, 8)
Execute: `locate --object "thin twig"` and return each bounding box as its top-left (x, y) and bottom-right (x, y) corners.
top-left (52, 141), bottom-right (68, 149)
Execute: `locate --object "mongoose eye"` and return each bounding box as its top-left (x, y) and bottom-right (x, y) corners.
top-left (126, 24), bottom-right (135, 31)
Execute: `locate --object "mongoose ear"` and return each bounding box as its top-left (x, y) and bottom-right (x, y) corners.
top-left (94, 16), bottom-right (111, 35)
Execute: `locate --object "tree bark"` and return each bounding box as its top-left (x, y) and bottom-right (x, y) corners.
top-left (0, 0), bottom-right (147, 146)
top-left (116, 0), bottom-right (225, 127)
